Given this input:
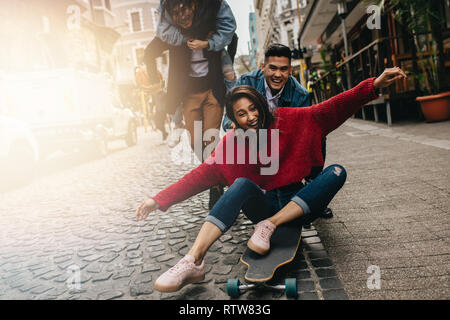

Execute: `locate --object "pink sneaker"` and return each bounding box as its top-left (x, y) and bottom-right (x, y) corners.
top-left (154, 254), bottom-right (205, 292)
top-left (247, 220), bottom-right (276, 255)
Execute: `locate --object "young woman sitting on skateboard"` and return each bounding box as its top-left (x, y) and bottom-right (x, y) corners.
top-left (135, 67), bottom-right (407, 293)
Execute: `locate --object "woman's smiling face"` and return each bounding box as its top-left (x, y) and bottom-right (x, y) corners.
top-left (170, 2), bottom-right (195, 29)
top-left (233, 97), bottom-right (259, 130)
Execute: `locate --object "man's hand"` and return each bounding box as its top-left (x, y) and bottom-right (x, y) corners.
top-left (187, 39), bottom-right (209, 50)
top-left (373, 67), bottom-right (407, 89)
top-left (136, 198), bottom-right (160, 221)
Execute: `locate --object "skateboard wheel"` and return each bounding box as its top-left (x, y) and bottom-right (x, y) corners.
top-left (285, 278), bottom-right (298, 299)
top-left (227, 279), bottom-right (241, 298)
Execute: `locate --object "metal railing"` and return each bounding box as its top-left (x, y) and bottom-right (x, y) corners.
top-left (311, 37), bottom-right (418, 103)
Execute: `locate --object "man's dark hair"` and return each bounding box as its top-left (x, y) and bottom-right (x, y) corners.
top-left (264, 43), bottom-right (292, 63)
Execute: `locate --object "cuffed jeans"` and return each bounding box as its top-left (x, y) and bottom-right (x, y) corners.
top-left (204, 164), bottom-right (347, 233)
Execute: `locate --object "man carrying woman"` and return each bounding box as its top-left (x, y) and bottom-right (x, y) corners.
top-left (144, 0), bottom-right (237, 208)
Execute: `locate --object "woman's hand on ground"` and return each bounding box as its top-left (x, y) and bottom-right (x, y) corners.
top-left (373, 67), bottom-right (407, 89)
top-left (136, 198), bottom-right (160, 221)
top-left (187, 39), bottom-right (209, 50)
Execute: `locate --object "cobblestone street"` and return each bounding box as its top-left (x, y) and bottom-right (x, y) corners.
top-left (0, 118), bottom-right (449, 300)
top-left (2, 0), bottom-right (450, 305)
top-left (0, 128), bottom-right (343, 300)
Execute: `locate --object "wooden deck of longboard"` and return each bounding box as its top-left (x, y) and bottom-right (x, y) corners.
top-left (240, 221), bottom-right (302, 283)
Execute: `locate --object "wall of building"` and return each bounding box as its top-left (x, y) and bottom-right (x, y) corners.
top-left (0, 0), bottom-right (104, 73)
top-left (253, 0), bottom-right (303, 65)
top-left (111, 0), bottom-right (160, 84)
top-left (248, 12), bottom-right (258, 69)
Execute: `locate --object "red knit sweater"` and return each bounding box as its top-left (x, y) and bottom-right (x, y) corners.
top-left (153, 77), bottom-right (378, 211)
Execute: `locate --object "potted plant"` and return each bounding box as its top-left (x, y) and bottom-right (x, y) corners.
top-left (378, 0), bottom-right (449, 121)
top-left (314, 46), bottom-right (344, 96)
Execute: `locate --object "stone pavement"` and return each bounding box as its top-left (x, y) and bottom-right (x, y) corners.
top-left (0, 118), bottom-right (448, 300)
top-left (0, 128), bottom-right (345, 300)
top-left (315, 118), bottom-right (450, 299)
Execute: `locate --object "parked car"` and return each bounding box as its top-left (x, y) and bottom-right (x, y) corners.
top-left (0, 69), bottom-right (138, 187)
top-left (0, 115), bottom-right (39, 187)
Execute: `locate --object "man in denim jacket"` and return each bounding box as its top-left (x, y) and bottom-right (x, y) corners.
top-left (222, 44), bottom-right (333, 219)
top-left (222, 44), bottom-right (310, 130)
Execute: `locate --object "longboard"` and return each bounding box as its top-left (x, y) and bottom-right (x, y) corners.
top-left (241, 220), bottom-right (302, 282)
top-left (226, 220), bottom-right (302, 299)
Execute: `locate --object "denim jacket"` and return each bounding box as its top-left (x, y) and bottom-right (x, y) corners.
top-left (156, 0), bottom-right (236, 51)
top-left (222, 69), bottom-right (311, 130)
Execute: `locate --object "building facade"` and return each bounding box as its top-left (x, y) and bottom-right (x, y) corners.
top-left (276, 0), bottom-right (302, 52)
top-left (298, 0), bottom-right (450, 124)
top-left (253, 0), bottom-right (278, 65)
top-left (0, 0), bottom-right (119, 74)
top-left (252, 0), bottom-right (305, 67)
top-left (248, 12), bottom-right (258, 70)
top-left (110, 0), bottom-right (163, 85)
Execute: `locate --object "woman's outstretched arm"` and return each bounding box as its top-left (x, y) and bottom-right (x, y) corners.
top-left (135, 160), bottom-right (226, 220)
top-left (311, 67), bottom-right (407, 136)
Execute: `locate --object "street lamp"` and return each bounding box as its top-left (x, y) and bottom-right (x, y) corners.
top-left (336, 0), bottom-right (347, 17)
top-left (330, 0), bottom-right (351, 89)
top-left (330, 0), bottom-right (349, 57)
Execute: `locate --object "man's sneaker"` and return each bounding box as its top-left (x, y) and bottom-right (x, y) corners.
top-left (247, 220), bottom-right (276, 255)
top-left (154, 254), bottom-right (205, 292)
top-left (320, 207), bottom-right (333, 219)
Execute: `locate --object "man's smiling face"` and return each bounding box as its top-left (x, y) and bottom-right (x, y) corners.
top-left (261, 56), bottom-right (292, 94)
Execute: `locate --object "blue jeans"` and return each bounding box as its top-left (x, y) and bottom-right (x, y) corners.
top-left (204, 164), bottom-right (347, 232)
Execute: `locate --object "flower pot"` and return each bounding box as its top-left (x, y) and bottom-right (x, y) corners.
top-left (416, 91), bottom-right (450, 122)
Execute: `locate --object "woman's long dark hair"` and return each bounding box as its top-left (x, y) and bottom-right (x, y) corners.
top-left (225, 85), bottom-right (275, 130)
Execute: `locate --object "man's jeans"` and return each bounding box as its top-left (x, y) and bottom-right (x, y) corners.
top-left (204, 164), bottom-right (347, 233)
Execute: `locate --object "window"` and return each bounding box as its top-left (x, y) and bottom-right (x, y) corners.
top-left (104, 0), bottom-right (111, 11)
top-left (288, 29), bottom-right (295, 49)
top-left (134, 47), bottom-right (145, 65)
top-left (130, 11), bottom-right (142, 32)
top-left (151, 8), bottom-right (158, 30)
top-left (281, 0), bottom-right (291, 11)
top-left (255, 0), bottom-right (263, 12)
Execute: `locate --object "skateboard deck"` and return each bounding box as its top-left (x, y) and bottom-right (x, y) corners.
top-left (240, 221), bottom-right (302, 283)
